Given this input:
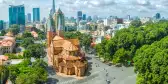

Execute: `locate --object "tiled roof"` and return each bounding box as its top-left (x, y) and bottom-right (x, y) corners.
top-left (31, 31), bottom-right (38, 38)
top-left (68, 39), bottom-right (80, 46)
top-left (0, 55), bottom-right (8, 61)
top-left (5, 32), bottom-right (14, 37)
top-left (105, 35), bottom-right (111, 40)
top-left (0, 37), bottom-right (15, 47)
top-left (53, 36), bottom-right (63, 41)
top-left (52, 37), bottom-right (79, 51)
top-left (53, 40), bottom-right (65, 47)
top-left (62, 41), bottom-right (78, 51)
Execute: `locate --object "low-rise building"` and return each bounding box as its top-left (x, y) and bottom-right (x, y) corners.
top-left (31, 31), bottom-right (38, 38)
top-left (0, 32), bottom-right (16, 55)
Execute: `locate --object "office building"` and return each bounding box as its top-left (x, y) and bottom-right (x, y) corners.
top-left (0, 20), bottom-right (4, 30)
top-left (33, 8), bottom-right (40, 23)
top-left (87, 16), bottom-right (92, 22)
top-left (77, 11), bottom-right (82, 22)
top-left (27, 13), bottom-right (31, 23)
top-left (83, 14), bottom-right (86, 20)
top-left (104, 19), bottom-right (112, 26)
top-left (93, 15), bottom-right (98, 22)
top-left (9, 5), bottom-right (25, 26)
top-left (127, 15), bottom-right (131, 20)
top-left (155, 13), bottom-right (161, 19)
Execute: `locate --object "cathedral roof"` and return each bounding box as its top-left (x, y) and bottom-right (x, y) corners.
top-left (52, 35), bottom-right (79, 51)
top-left (56, 8), bottom-right (63, 14)
top-left (68, 39), bottom-right (80, 46)
top-left (62, 41), bottom-right (78, 51)
top-left (53, 36), bottom-right (63, 41)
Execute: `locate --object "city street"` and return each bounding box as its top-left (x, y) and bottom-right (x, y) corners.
top-left (45, 53), bottom-right (136, 84)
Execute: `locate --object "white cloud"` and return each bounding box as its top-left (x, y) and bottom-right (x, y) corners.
top-left (0, 0), bottom-right (168, 21)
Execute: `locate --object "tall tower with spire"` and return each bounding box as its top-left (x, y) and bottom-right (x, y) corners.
top-left (51, 0), bottom-right (56, 15)
top-left (53, 8), bottom-right (65, 37)
top-left (53, 8), bottom-right (65, 31)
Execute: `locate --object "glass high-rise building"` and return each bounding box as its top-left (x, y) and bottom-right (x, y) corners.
top-left (156, 13), bottom-right (161, 19)
top-left (27, 13), bottom-right (31, 23)
top-left (77, 11), bottom-right (82, 21)
top-left (83, 14), bottom-right (86, 20)
top-left (9, 5), bottom-right (25, 26)
top-left (0, 20), bottom-right (4, 30)
top-left (33, 8), bottom-right (40, 23)
top-left (87, 16), bottom-right (92, 22)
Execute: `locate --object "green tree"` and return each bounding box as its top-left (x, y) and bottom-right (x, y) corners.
top-left (8, 59), bottom-right (47, 84)
top-left (134, 36), bottom-right (168, 84)
top-left (79, 34), bottom-right (92, 51)
top-left (23, 50), bottom-right (32, 58)
top-left (95, 20), bottom-right (168, 65)
top-left (112, 48), bottom-right (128, 64)
top-left (22, 32), bottom-right (33, 38)
top-left (27, 44), bottom-right (46, 58)
top-left (21, 37), bottom-right (34, 48)
top-left (130, 20), bottom-right (142, 28)
top-left (0, 30), bottom-right (6, 36)
top-left (32, 59), bottom-right (47, 68)
top-left (8, 24), bottom-right (20, 35)
top-left (0, 66), bottom-right (9, 84)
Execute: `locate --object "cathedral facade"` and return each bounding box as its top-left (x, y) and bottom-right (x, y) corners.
top-left (47, 8), bottom-right (87, 77)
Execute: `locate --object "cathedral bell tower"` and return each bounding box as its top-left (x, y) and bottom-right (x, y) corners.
top-left (47, 15), bottom-right (56, 48)
top-left (53, 8), bottom-right (65, 37)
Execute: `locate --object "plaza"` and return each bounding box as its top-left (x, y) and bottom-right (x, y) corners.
top-left (46, 53), bottom-right (136, 84)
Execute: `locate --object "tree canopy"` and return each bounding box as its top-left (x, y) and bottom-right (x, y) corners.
top-left (8, 24), bottom-right (20, 35)
top-left (21, 37), bottom-right (34, 48)
top-left (130, 19), bottom-right (142, 28)
top-left (134, 36), bottom-right (168, 84)
top-left (26, 44), bottom-right (46, 58)
top-left (8, 59), bottom-right (48, 84)
top-left (95, 20), bottom-right (168, 65)
top-left (22, 31), bottom-right (33, 38)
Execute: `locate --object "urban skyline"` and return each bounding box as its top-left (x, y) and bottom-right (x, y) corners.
top-left (0, 0), bottom-right (168, 21)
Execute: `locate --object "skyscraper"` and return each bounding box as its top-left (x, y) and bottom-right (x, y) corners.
top-left (9, 5), bottom-right (25, 26)
top-left (155, 13), bottom-right (161, 19)
top-left (53, 8), bottom-right (65, 31)
top-left (127, 15), bottom-right (131, 20)
top-left (0, 20), bottom-right (4, 30)
top-left (77, 11), bottom-right (82, 22)
top-left (87, 16), bottom-right (92, 22)
top-left (27, 13), bottom-right (31, 23)
top-left (93, 15), bottom-right (98, 22)
top-left (83, 14), bottom-right (86, 20)
top-left (33, 8), bottom-right (40, 23)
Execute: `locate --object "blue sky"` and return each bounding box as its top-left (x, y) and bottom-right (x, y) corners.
top-left (0, 0), bottom-right (168, 21)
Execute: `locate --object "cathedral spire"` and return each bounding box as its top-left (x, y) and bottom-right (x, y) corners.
top-left (52, 0), bottom-right (55, 15)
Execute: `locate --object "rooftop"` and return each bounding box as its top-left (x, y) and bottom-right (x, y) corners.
top-left (52, 36), bottom-right (79, 51)
top-left (0, 36), bottom-right (15, 47)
